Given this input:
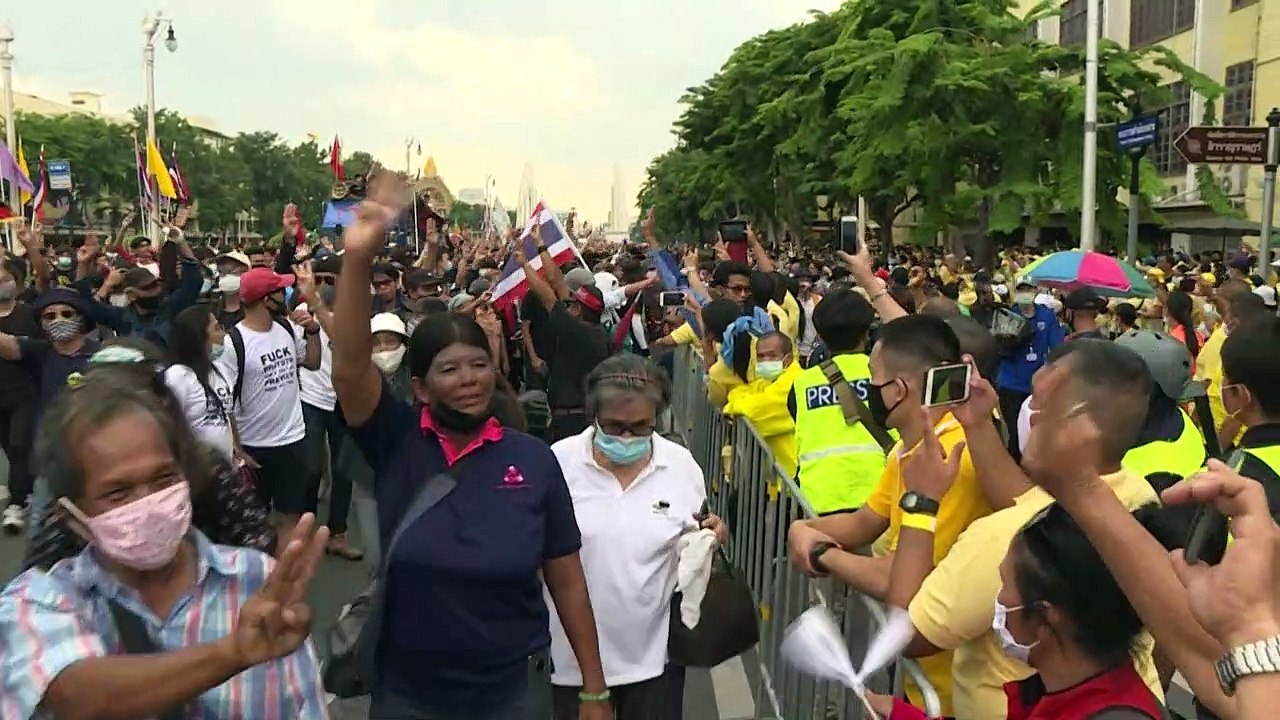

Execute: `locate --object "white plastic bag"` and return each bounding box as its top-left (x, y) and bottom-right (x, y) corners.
top-left (780, 606), bottom-right (916, 719)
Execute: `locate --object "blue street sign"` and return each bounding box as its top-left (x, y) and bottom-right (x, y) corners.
top-left (46, 159), bottom-right (72, 190)
top-left (1117, 115), bottom-right (1159, 152)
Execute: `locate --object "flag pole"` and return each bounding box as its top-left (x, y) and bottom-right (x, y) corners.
top-left (411, 181), bottom-right (420, 256)
top-left (133, 135), bottom-right (148, 237)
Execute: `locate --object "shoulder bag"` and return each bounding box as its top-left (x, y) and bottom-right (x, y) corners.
top-left (322, 468), bottom-right (460, 698)
top-left (108, 600), bottom-right (186, 720)
top-left (818, 360), bottom-right (895, 453)
top-left (668, 547), bottom-right (759, 668)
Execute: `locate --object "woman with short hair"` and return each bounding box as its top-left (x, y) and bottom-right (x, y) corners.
top-left (549, 354), bottom-right (728, 719)
top-left (330, 179), bottom-right (611, 720)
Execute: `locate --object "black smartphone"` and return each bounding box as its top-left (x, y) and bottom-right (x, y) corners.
top-left (839, 215), bottom-right (859, 253)
top-left (1183, 450), bottom-right (1251, 565)
top-left (660, 290), bottom-right (685, 307)
top-left (718, 220), bottom-right (747, 244)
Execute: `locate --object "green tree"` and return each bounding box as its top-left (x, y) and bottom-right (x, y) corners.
top-left (640, 0), bottom-right (1224, 268)
top-left (449, 201), bottom-right (487, 229)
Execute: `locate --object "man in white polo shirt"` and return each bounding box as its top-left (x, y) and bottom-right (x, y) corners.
top-left (217, 266), bottom-right (322, 541)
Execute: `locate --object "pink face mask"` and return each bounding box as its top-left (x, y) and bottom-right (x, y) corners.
top-left (61, 481), bottom-right (193, 571)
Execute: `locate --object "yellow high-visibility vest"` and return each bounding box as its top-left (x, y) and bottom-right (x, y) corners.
top-left (793, 354), bottom-right (890, 514)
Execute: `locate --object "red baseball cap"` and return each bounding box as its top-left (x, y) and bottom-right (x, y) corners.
top-left (571, 285), bottom-right (604, 313)
top-left (239, 267), bottom-right (295, 304)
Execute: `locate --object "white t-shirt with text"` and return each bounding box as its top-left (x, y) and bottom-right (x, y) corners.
top-left (217, 321), bottom-right (308, 448)
top-left (164, 364), bottom-right (235, 462)
top-left (299, 328), bottom-right (336, 412)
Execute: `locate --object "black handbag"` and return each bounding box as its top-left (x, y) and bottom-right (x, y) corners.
top-left (668, 548), bottom-right (759, 668)
top-left (323, 470), bottom-right (459, 698)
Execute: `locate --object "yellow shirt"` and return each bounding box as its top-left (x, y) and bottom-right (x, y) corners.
top-left (865, 415), bottom-right (993, 717)
top-left (723, 361), bottom-right (802, 479)
top-left (706, 337), bottom-right (758, 408)
top-left (907, 470), bottom-right (1162, 720)
top-left (669, 322), bottom-right (704, 360)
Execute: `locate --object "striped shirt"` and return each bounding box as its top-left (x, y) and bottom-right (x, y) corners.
top-left (0, 530), bottom-right (328, 719)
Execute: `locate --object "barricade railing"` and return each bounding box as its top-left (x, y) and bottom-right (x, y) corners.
top-left (670, 346), bottom-right (942, 720)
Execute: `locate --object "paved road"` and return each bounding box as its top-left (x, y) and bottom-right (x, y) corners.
top-left (0, 492), bottom-right (753, 719)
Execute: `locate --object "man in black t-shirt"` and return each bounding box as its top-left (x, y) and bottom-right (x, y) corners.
top-left (514, 234), bottom-right (609, 443)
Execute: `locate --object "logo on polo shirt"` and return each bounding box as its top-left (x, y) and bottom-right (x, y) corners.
top-left (652, 500), bottom-right (670, 515)
top-left (499, 465), bottom-right (529, 490)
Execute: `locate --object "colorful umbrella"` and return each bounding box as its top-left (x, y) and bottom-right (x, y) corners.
top-left (1018, 250), bottom-right (1155, 298)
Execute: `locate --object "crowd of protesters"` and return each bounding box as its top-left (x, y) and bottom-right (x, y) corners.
top-left (0, 167), bottom-right (1275, 720)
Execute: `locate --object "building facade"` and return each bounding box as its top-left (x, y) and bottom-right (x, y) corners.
top-left (1021, 0), bottom-right (1276, 236)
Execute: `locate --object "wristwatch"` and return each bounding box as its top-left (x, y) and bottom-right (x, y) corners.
top-left (809, 541), bottom-right (838, 575)
top-left (898, 491), bottom-right (941, 517)
top-left (1215, 635), bottom-right (1280, 695)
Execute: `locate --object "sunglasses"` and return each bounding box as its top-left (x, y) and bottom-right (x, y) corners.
top-left (41, 310), bottom-right (78, 322)
top-left (315, 275), bottom-right (337, 286)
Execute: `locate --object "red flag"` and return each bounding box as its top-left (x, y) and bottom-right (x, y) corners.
top-left (0, 202), bottom-right (16, 222)
top-left (329, 136), bottom-right (345, 180)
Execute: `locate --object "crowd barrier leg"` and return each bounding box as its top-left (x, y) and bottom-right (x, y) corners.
top-left (670, 347), bottom-right (943, 720)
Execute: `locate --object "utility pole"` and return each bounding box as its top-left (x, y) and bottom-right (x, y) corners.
top-left (1259, 108), bottom-right (1280, 281)
top-left (1080, 0), bottom-right (1100, 251)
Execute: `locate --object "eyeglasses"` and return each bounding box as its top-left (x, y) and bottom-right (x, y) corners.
top-left (596, 420), bottom-right (656, 437)
top-left (315, 275), bottom-right (337, 286)
top-left (41, 310), bottom-right (78, 322)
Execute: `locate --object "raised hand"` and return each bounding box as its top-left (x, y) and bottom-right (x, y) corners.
top-left (949, 358), bottom-right (998, 430)
top-left (344, 173), bottom-right (409, 259)
top-left (231, 514), bottom-right (328, 668)
top-left (293, 262), bottom-right (317, 302)
top-left (282, 204), bottom-right (301, 241)
top-left (900, 404), bottom-right (966, 500)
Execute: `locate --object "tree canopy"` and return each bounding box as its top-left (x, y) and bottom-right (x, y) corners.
top-left (638, 0), bottom-right (1224, 266)
top-left (5, 109), bottom-right (375, 237)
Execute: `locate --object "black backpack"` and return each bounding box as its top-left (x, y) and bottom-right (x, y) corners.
top-left (227, 317), bottom-right (297, 407)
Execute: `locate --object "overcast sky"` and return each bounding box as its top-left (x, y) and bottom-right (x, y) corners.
top-left (3, 0), bottom-right (841, 223)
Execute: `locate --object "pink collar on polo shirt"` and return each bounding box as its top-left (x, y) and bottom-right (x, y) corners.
top-left (419, 407), bottom-right (504, 465)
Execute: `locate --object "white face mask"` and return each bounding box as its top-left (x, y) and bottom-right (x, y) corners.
top-left (218, 275), bottom-right (241, 294)
top-left (1014, 292), bottom-right (1035, 306)
top-left (372, 347), bottom-right (406, 375)
top-left (993, 598), bottom-right (1039, 664)
top-left (109, 293), bottom-right (131, 308)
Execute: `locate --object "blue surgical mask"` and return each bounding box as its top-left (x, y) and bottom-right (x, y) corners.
top-left (200, 279), bottom-right (213, 295)
top-left (593, 425), bottom-right (652, 465)
top-left (210, 344), bottom-right (225, 362)
top-left (756, 360), bottom-right (786, 381)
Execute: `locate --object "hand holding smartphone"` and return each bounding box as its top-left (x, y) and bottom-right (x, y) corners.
top-left (924, 363), bottom-right (973, 408)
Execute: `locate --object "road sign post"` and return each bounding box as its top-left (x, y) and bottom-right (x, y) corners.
top-left (1260, 110), bottom-right (1280, 280)
top-left (1118, 114), bottom-right (1158, 265)
top-left (1174, 126), bottom-right (1270, 165)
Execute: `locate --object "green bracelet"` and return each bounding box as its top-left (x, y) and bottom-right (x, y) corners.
top-left (578, 689), bottom-right (611, 703)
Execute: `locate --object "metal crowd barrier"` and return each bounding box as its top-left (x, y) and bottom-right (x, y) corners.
top-left (669, 346), bottom-right (943, 720)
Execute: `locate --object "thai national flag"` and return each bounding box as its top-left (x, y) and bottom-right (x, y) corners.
top-left (29, 150), bottom-right (48, 221)
top-left (491, 202), bottom-right (584, 310)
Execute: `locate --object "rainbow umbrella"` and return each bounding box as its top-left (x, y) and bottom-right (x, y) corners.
top-left (1019, 250), bottom-right (1155, 298)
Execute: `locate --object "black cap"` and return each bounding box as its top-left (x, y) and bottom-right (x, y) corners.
top-left (1063, 287), bottom-right (1105, 311)
top-left (123, 266), bottom-right (160, 290)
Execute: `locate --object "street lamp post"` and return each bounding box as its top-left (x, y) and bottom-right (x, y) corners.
top-left (1080, 0), bottom-right (1100, 252)
top-left (0, 25), bottom-right (15, 252)
top-left (143, 12), bottom-right (177, 246)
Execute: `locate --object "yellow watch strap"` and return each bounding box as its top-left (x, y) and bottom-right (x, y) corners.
top-left (901, 512), bottom-right (937, 533)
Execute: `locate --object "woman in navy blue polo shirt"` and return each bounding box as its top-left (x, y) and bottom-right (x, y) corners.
top-left (330, 180), bottom-right (612, 720)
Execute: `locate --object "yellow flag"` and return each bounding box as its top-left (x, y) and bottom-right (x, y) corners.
top-left (146, 138), bottom-right (178, 199)
top-left (16, 141), bottom-right (31, 205)
top-left (422, 155), bottom-right (437, 178)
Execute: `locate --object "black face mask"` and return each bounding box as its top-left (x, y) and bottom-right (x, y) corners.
top-left (866, 379), bottom-right (905, 429)
top-left (428, 399), bottom-right (494, 434)
top-left (134, 294), bottom-right (163, 312)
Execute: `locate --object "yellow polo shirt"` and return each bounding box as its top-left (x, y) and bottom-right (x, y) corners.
top-left (865, 415), bottom-right (993, 717)
top-left (907, 470), bottom-right (1162, 719)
